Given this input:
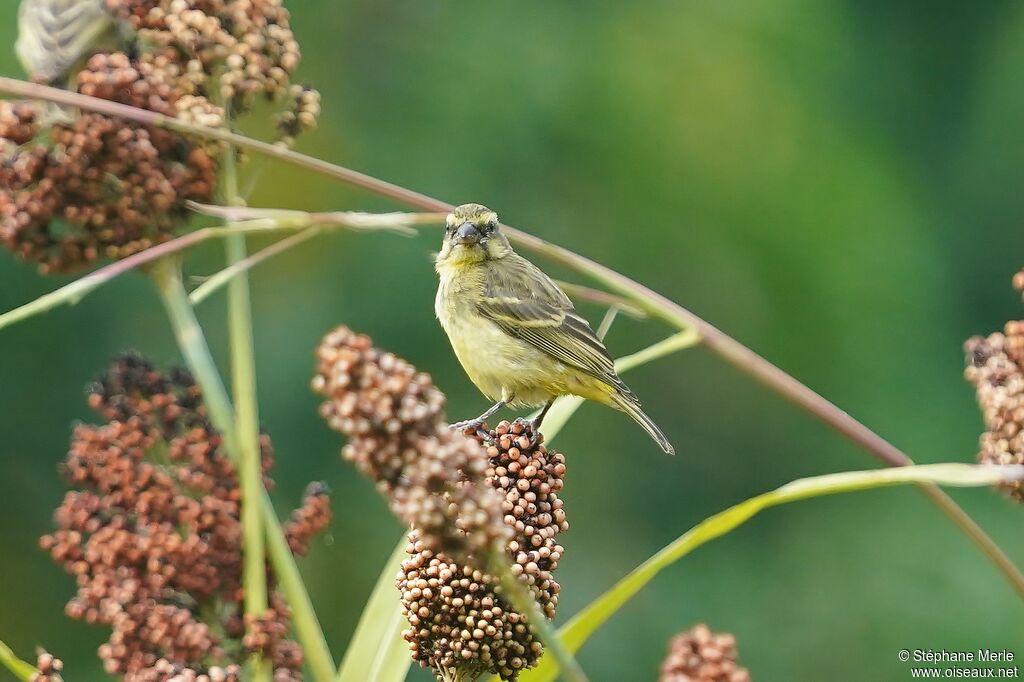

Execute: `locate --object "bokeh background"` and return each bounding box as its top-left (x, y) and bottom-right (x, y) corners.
top-left (2, 1), bottom-right (1024, 679)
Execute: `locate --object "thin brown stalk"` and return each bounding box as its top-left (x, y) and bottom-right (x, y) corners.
top-left (2, 75), bottom-right (1021, 597)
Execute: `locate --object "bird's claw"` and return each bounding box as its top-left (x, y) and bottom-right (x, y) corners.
top-left (511, 417), bottom-right (544, 448)
top-left (448, 419), bottom-right (496, 445)
top-left (449, 418), bottom-right (484, 432)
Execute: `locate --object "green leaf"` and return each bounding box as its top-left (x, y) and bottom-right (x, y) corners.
top-left (336, 536), bottom-right (411, 682)
top-left (519, 463), bottom-right (1024, 682)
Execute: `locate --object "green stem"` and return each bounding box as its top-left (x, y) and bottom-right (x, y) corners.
top-left (486, 552), bottom-right (588, 682)
top-left (222, 143), bottom-right (271, 682)
top-left (148, 257), bottom-right (337, 681)
top-left (0, 639), bottom-right (36, 682)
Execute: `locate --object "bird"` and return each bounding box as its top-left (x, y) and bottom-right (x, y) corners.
top-left (434, 203), bottom-right (674, 454)
top-left (16, 0), bottom-right (120, 84)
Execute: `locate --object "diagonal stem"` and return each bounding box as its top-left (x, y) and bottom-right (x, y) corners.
top-left (3, 76), bottom-right (1021, 595)
top-left (148, 257), bottom-right (337, 681)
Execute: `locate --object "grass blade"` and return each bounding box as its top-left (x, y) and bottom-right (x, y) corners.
top-left (336, 537), bottom-right (411, 682)
top-left (519, 463), bottom-right (1024, 682)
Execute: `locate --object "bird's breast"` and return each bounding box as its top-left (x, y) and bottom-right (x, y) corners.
top-left (435, 263), bottom-right (553, 404)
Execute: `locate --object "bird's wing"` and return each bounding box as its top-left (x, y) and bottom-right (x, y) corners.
top-left (477, 254), bottom-right (637, 400)
top-left (17, 0), bottom-right (113, 82)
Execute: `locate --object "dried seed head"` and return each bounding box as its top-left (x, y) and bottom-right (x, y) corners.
top-left (964, 272), bottom-right (1024, 501)
top-left (284, 481), bottom-right (332, 556)
top-left (43, 354), bottom-right (329, 679)
top-left (0, 101), bottom-right (43, 145)
top-left (109, 0), bottom-right (304, 112)
top-left (660, 624), bottom-right (751, 682)
top-left (312, 327), bottom-right (569, 681)
top-left (0, 53), bottom-right (218, 273)
top-left (965, 328), bottom-right (1024, 501)
top-left (276, 85), bottom-right (321, 146)
top-left (313, 326), bottom-right (510, 559)
top-left (398, 422), bottom-right (568, 681)
top-left (3, 0), bottom-right (317, 273)
top-left (30, 649), bottom-right (64, 682)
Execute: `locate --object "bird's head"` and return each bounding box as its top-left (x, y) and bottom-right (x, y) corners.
top-left (436, 203), bottom-right (511, 266)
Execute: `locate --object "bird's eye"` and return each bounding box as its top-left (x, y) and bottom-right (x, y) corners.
top-left (486, 223), bottom-right (497, 234)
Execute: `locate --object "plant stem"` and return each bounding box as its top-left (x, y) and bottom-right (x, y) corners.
top-left (486, 552), bottom-right (589, 682)
top-left (221, 141), bottom-right (271, 682)
top-left (4, 76), bottom-right (1021, 595)
top-left (148, 257), bottom-right (337, 681)
top-left (0, 639), bottom-right (35, 682)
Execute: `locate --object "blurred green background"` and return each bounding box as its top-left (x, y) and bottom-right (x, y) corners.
top-left (2, 0), bottom-right (1024, 679)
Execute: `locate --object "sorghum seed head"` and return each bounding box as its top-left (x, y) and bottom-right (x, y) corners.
top-left (964, 272), bottom-right (1024, 502)
top-left (313, 326), bottom-right (510, 559)
top-left (312, 328), bottom-right (570, 681)
top-left (2, 0), bottom-right (316, 273)
top-left (0, 53), bottom-right (218, 273)
top-left (397, 422), bottom-right (569, 681)
top-left (44, 354), bottom-right (329, 679)
top-left (660, 624), bottom-right (751, 682)
top-left (30, 649), bottom-right (64, 682)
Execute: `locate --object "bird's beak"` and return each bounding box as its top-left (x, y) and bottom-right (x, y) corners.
top-left (452, 222), bottom-right (480, 246)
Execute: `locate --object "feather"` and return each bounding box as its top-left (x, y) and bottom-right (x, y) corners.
top-left (17, 0), bottom-right (114, 82)
top-left (476, 253), bottom-right (638, 402)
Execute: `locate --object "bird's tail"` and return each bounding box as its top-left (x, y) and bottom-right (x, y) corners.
top-left (612, 393), bottom-right (674, 455)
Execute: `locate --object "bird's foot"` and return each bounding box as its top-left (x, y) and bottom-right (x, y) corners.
top-left (449, 419), bottom-right (495, 444)
top-left (510, 417), bottom-right (544, 448)
top-left (448, 413), bottom-right (483, 430)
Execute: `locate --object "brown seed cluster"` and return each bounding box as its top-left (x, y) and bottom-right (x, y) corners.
top-left (276, 84), bottom-right (321, 146)
top-left (283, 481), bottom-right (332, 556)
top-left (965, 307), bottom-right (1024, 501)
top-left (0, 53), bottom-right (218, 273)
top-left (312, 325), bottom-right (511, 559)
top-left (31, 650), bottom-right (65, 682)
top-left (399, 421), bottom-right (568, 681)
top-left (0, 101), bottom-right (44, 146)
top-left (659, 624), bottom-right (751, 682)
top-left (311, 327), bottom-right (569, 681)
top-left (41, 353), bottom-right (331, 680)
top-left (2, 0), bottom-right (319, 272)
top-left (108, 0), bottom-right (308, 113)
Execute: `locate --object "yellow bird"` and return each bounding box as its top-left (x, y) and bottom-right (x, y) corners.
top-left (435, 203), bottom-right (674, 454)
